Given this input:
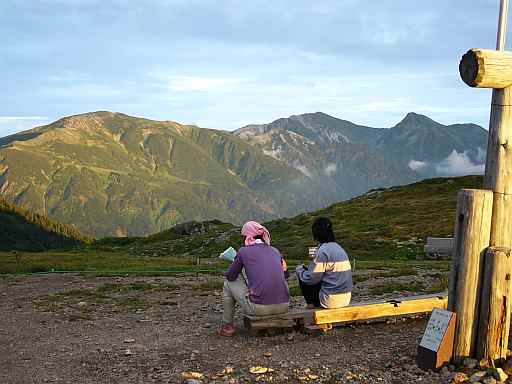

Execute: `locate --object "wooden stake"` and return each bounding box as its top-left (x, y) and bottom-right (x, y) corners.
top-left (476, 247), bottom-right (512, 364)
top-left (484, 88), bottom-right (512, 195)
top-left (484, 87), bottom-right (512, 249)
top-left (497, 0), bottom-right (509, 51)
top-left (448, 189), bottom-right (493, 363)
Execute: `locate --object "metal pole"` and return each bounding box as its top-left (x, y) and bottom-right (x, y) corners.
top-left (497, 0), bottom-right (509, 51)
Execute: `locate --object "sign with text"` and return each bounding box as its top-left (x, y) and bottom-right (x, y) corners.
top-left (420, 308), bottom-right (454, 351)
top-left (417, 308), bottom-right (456, 370)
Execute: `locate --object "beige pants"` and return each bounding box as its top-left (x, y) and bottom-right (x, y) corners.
top-left (222, 276), bottom-right (289, 324)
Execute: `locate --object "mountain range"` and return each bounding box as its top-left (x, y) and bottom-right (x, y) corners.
top-left (235, 112), bottom-right (487, 201)
top-left (0, 111), bottom-right (487, 237)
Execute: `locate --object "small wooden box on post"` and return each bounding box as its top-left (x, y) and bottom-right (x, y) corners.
top-left (453, 0), bottom-right (512, 365)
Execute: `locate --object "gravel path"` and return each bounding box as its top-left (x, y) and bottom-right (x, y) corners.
top-left (0, 273), bottom-right (453, 383)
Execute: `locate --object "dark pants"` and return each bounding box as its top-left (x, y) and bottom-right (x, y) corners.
top-left (298, 279), bottom-right (322, 308)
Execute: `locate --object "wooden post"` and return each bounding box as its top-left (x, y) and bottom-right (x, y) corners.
top-left (448, 189), bottom-right (493, 363)
top-left (484, 86), bottom-right (512, 249)
top-left (477, 247), bottom-right (512, 364)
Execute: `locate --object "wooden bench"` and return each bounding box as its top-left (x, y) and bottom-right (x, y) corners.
top-left (424, 237), bottom-right (454, 259)
top-left (244, 294), bottom-right (448, 334)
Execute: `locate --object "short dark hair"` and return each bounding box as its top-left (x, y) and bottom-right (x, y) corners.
top-left (312, 217), bottom-right (335, 243)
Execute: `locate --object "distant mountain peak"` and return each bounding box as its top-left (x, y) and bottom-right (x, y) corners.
top-left (294, 111), bottom-right (332, 119)
top-left (395, 112), bottom-right (441, 129)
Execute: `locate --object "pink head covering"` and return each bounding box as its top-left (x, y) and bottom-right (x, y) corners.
top-left (241, 221), bottom-right (271, 246)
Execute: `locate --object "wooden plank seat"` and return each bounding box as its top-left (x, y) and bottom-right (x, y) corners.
top-left (243, 294), bottom-right (448, 333)
top-left (313, 293), bottom-right (448, 326)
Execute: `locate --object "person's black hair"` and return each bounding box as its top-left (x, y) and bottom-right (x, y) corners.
top-left (311, 217), bottom-right (335, 243)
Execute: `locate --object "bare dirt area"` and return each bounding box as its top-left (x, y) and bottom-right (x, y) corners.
top-left (0, 272), bottom-right (453, 384)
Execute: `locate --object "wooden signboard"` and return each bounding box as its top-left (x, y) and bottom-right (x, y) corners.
top-left (417, 308), bottom-right (456, 370)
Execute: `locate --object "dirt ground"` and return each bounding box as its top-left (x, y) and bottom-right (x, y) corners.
top-left (0, 272), bottom-right (454, 384)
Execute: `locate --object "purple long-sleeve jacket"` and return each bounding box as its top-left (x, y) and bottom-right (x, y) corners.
top-left (225, 244), bottom-right (290, 305)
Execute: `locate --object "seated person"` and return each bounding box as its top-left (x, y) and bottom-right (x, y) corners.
top-left (296, 217), bottom-right (352, 309)
top-left (218, 221), bottom-right (289, 336)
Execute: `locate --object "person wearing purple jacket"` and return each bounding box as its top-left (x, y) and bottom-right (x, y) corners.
top-left (218, 221), bottom-right (290, 337)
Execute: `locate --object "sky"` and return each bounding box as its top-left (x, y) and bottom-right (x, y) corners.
top-left (0, 0), bottom-right (505, 137)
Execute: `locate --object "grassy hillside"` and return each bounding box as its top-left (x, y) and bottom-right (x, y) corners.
top-left (267, 175), bottom-right (482, 260)
top-left (93, 175), bottom-right (482, 261)
top-left (0, 176), bottom-right (476, 274)
top-left (0, 197), bottom-right (92, 251)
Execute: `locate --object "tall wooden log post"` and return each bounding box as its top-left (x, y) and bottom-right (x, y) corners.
top-left (458, 46), bottom-right (512, 364)
top-left (448, 189), bottom-right (493, 363)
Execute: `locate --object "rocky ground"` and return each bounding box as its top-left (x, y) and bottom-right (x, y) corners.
top-left (0, 269), bottom-right (489, 384)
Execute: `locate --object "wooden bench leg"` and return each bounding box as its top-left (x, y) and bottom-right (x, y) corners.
top-left (318, 323), bottom-right (332, 333)
top-left (303, 323), bottom-right (332, 335)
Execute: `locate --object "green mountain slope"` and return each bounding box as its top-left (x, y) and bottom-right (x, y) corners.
top-left (0, 112), bottom-right (324, 237)
top-left (0, 197), bottom-right (91, 251)
top-left (114, 175), bottom-right (482, 261)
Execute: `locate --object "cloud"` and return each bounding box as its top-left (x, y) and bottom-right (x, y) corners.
top-left (476, 146), bottom-right (486, 163)
top-left (408, 160), bottom-right (428, 172)
top-left (0, 1), bottom-right (499, 134)
top-left (43, 83), bottom-right (122, 98)
top-left (0, 116), bottom-right (50, 137)
top-left (0, 116), bottom-right (47, 121)
top-left (435, 150), bottom-right (485, 176)
top-left (290, 160), bottom-right (312, 178)
top-left (167, 76), bottom-right (248, 92)
top-left (324, 163), bottom-right (337, 176)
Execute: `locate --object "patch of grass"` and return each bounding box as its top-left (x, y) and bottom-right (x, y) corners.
top-left (192, 279), bottom-right (224, 291)
top-left (424, 274), bottom-right (449, 293)
top-left (34, 288), bottom-right (107, 312)
top-left (67, 312), bottom-right (92, 321)
top-left (353, 267), bottom-right (418, 284)
top-left (33, 281), bottom-right (181, 319)
top-left (288, 284), bottom-right (302, 297)
top-left (113, 297), bottom-right (148, 309)
top-left (376, 267), bottom-right (418, 278)
top-left (96, 282), bottom-right (179, 293)
top-left (368, 281), bottom-right (426, 295)
top-left (0, 250), bottom-right (226, 275)
top-left (353, 274), bottom-right (371, 284)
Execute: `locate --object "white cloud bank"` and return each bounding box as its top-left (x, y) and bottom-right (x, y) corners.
top-left (408, 160), bottom-right (428, 172)
top-left (324, 163), bottom-right (337, 176)
top-left (408, 149), bottom-right (485, 176)
top-left (167, 76), bottom-right (248, 92)
top-left (0, 116), bottom-right (50, 136)
top-left (435, 150), bottom-right (485, 176)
